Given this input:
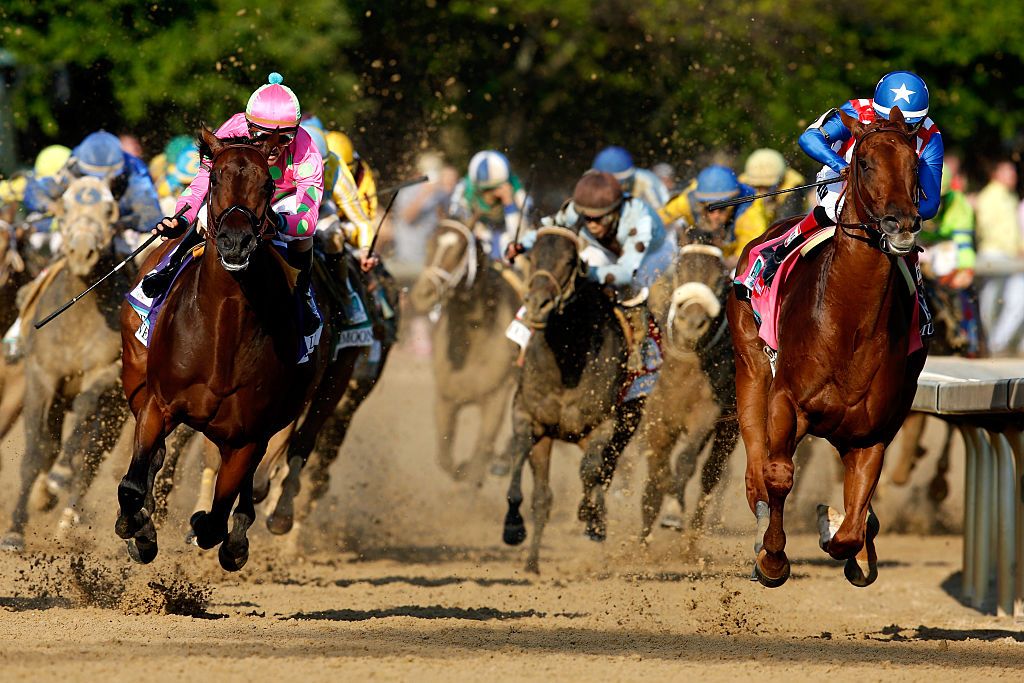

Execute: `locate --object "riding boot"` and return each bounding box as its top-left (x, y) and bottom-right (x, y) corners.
top-left (293, 248), bottom-right (321, 337)
top-left (140, 225), bottom-right (203, 298)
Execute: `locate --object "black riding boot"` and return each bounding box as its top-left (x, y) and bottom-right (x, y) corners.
top-left (293, 247), bottom-right (320, 337)
top-left (140, 226), bottom-right (203, 298)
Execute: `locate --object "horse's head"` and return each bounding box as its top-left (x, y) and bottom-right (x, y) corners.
top-left (839, 107), bottom-right (922, 255)
top-left (660, 235), bottom-right (730, 353)
top-left (409, 218), bottom-right (479, 313)
top-left (198, 126), bottom-right (276, 272)
top-left (60, 177), bottom-right (118, 277)
top-left (523, 226), bottom-right (586, 328)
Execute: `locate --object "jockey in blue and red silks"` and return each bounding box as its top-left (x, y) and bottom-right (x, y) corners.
top-left (794, 71), bottom-right (944, 336)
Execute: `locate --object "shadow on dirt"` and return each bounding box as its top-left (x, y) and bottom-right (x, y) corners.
top-left (281, 605), bottom-right (587, 621)
top-left (333, 575), bottom-right (532, 588)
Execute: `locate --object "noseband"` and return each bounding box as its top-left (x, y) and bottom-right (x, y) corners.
top-left (835, 124), bottom-right (921, 256)
top-left (525, 226), bottom-right (587, 327)
top-left (205, 143), bottom-right (277, 241)
top-left (664, 243), bottom-right (730, 354)
top-left (422, 219), bottom-right (479, 299)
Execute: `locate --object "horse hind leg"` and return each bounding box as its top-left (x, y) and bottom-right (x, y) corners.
top-left (525, 437), bottom-right (554, 574)
top-left (817, 443), bottom-right (885, 587)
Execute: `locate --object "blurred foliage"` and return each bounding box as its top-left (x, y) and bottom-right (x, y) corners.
top-left (3, 0), bottom-right (1024, 184)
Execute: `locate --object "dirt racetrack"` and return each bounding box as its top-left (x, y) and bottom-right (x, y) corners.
top-left (0, 341), bottom-right (1020, 681)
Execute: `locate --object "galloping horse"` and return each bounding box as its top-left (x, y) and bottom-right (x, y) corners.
top-left (502, 225), bottom-right (640, 572)
top-left (728, 107), bottom-right (928, 588)
top-left (116, 128), bottom-right (353, 571)
top-left (1, 177), bottom-right (130, 550)
top-left (409, 218), bottom-right (520, 483)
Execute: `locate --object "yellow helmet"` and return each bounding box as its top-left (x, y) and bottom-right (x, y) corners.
top-left (34, 144), bottom-right (72, 177)
top-left (742, 148), bottom-right (787, 188)
top-left (326, 131), bottom-right (355, 166)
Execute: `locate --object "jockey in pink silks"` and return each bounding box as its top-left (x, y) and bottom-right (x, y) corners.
top-left (147, 73), bottom-right (358, 330)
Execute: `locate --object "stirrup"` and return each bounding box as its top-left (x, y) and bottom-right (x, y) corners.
top-left (763, 345), bottom-right (778, 377)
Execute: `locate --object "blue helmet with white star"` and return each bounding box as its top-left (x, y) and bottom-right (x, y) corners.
top-left (873, 71), bottom-right (929, 124)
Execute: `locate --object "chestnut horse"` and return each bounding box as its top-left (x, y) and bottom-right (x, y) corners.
top-left (115, 129), bottom-right (345, 571)
top-left (728, 107), bottom-right (928, 588)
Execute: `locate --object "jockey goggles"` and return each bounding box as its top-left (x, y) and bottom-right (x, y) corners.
top-left (248, 123), bottom-right (297, 146)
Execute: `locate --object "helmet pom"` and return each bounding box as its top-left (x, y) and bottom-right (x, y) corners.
top-left (268, 72), bottom-right (284, 85)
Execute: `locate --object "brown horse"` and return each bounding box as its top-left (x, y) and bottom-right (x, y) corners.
top-left (728, 107), bottom-right (928, 588)
top-left (115, 128), bottom-right (350, 571)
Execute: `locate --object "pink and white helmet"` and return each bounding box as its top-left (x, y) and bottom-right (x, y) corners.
top-left (245, 72), bottom-right (301, 131)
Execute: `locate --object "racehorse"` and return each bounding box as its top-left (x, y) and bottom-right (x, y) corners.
top-left (0, 177), bottom-right (130, 550)
top-left (116, 128), bottom-right (358, 571)
top-left (408, 218), bottom-right (520, 483)
top-left (728, 107), bottom-right (928, 588)
top-left (639, 239), bottom-right (737, 540)
top-left (501, 225), bottom-right (640, 572)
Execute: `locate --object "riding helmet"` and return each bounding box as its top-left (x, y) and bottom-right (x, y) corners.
top-left (592, 145), bottom-right (635, 182)
top-left (246, 72), bottom-right (301, 131)
top-left (573, 170), bottom-right (624, 217)
top-left (72, 131), bottom-right (124, 178)
top-left (873, 71), bottom-right (929, 124)
top-left (468, 150), bottom-right (511, 190)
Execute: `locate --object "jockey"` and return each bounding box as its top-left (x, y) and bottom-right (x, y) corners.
top-left (592, 145), bottom-right (669, 211)
top-left (148, 72), bottom-right (328, 332)
top-left (23, 131), bottom-right (161, 241)
top-left (739, 148), bottom-right (806, 224)
top-left (659, 165), bottom-right (769, 265)
top-left (797, 70), bottom-right (943, 230)
top-left (0, 145), bottom-right (70, 213)
top-left (449, 150), bottom-right (531, 261)
top-left (327, 130), bottom-right (378, 222)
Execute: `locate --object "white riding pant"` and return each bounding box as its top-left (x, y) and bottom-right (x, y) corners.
top-left (813, 166), bottom-right (846, 222)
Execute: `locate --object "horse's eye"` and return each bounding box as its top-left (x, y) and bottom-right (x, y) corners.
top-left (858, 158), bottom-right (870, 172)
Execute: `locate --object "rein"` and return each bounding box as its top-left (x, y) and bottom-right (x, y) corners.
top-left (422, 219), bottom-right (479, 299)
top-left (524, 226), bottom-right (587, 328)
top-left (833, 125), bottom-right (920, 256)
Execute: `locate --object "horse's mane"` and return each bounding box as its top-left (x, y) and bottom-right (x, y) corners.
top-left (195, 131), bottom-right (254, 160)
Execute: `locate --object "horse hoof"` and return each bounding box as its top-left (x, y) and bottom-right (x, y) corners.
top-left (843, 556), bottom-right (878, 587)
top-left (0, 532), bottom-right (25, 553)
top-left (184, 530), bottom-right (198, 547)
top-left (218, 540), bottom-right (249, 572)
top-left (252, 478), bottom-right (271, 505)
top-left (115, 508), bottom-right (149, 540)
top-left (753, 550), bottom-right (790, 588)
top-left (126, 536), bottom-right (158, 564)
top-left (502, 523), bottom-right (526, 546)
top-left (525, 557), bottom-right (540, 574)
top-left (585, 524), bottom-right (606, 543)
top-left (265, 513), bottom-right (293, 536)
top-left (658, 514), bottom-right (685, 531)
top-left (190, 511), bottom-right (226, 550)
top-left (31, 485), bottom-right (59, 513)
top-left (46, 465), bottom-right (72, 496)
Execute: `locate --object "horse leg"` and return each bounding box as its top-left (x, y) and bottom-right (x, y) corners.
top-left (458, 388), bottom-right (506, 486)
top-left (254, 424), bottom-right (291, 504)
top-left (60, 380), bottom-right (128, 533)
top-left (690, 420), bottom-right (740, 532)
top-left (0, 359), bottom-right (25, 442)
top-left (1, 384), bottom-right (65, 551)
top-left (115, 394), bottom-right (169, 564)
top-left (641, 420), bottom-right (684, 541)
top-left (267, 346), bottom-right (359, 535)
top-left (818, 443), bottom-right (885, 587)
top-left (148, 425), bottom-right (194, 526)
top-left (927, 422), bottom-right (954, 506)
top-left (754, 393), bottom-right (801, 588)
top-left (581, 399), bottom-right (643, 542)
top-left (501, 403), bottom-right (534, 546)
top-left (525, 436), bottom-right (554, 574)
top-left (434, 396), bottom-right (458, 478)
top-left (217, 444), bottom-right (265, 572)
top-left (667, 428), bottom-right (714, 530)
top-left (890, 412), bottom-right (928, 486)
top-left (192, 442), bottom-right (263, 555)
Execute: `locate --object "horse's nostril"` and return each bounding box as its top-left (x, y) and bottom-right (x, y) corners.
top-left (880, 216), bottom-right (901, 234)
top-left (911, 216), bottom-right (923, 233)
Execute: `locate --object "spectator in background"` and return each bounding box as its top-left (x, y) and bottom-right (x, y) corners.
top-left (975, 159), bottom-right (1024, 355)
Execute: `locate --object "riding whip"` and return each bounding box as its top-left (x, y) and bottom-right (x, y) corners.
top-left (34, 205), bottom-right (189, 330)
top-left (706, 175), bottom-right (845, 212)
top-left (509, 166), bottom-right (535, 264)
top-left (367, 175), bottom-right (428, 257)
top-left (335, 175), bottom-right (429, 216)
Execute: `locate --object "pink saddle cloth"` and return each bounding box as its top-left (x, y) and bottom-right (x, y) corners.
top-left (735, 223), bottom-right (922, 355)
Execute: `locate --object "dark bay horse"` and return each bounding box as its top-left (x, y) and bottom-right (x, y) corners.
top-left (501, 225), bottom-right (640, 572)
top-left (640, 241), bottom-right (737, 540)
top-left (116, 128), bottom-right (355, 571)
top-left (728, 107), bottom-right (928, 588)
top-left (409, 218), bottom-right (520, 483)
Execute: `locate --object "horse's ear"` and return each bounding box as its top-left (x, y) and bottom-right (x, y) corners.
top-left (888, 105), bottom-right (907, 128)
top-left (838, 110), bottom-right (866, 139)
top-left (197, 125), bottom-right (222, 160)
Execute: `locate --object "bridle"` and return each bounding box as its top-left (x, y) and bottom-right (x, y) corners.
top-left (422, 219), bottom-right (479, 300)
top-left (834, 123), bottom-right (921, 256)
top-left (205, 143), bottom-right (277, 243)
top-left (664, 243), bottom-right (730, 354)
top-left (524, 226), bottom-right (587, 328)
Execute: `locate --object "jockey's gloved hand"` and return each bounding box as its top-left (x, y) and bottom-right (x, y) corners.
top-left (359, 248), bottom-right (379, 273)
top-left (153, 214), bottom-right (189, 240)
top-left (267, 206), bottom-right (288, 231)
top-left (505, 242), bottom-right (525, 264)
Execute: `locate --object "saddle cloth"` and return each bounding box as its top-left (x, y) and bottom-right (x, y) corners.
top-left (126, 241), bottom-right (329, 364)
top-left (735, 223), bottom-right (922, 355)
